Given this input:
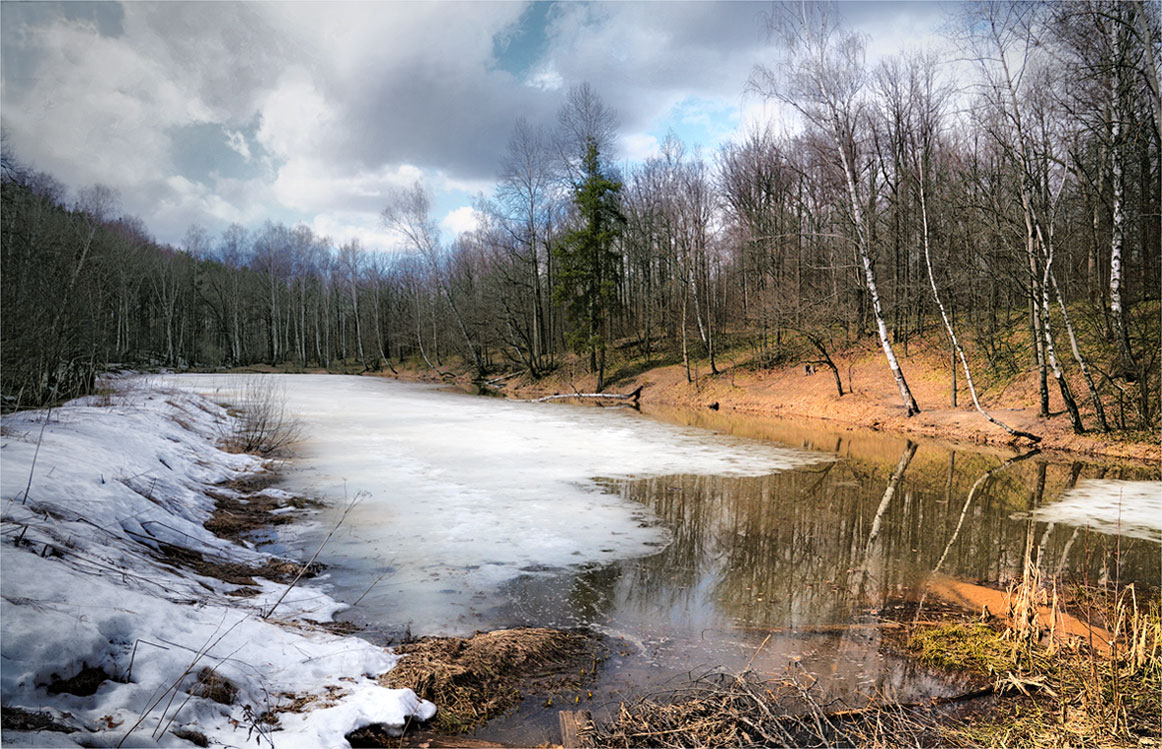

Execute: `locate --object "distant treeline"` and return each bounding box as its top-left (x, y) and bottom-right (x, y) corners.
top-left (2, 2), bottom-right (1158, 431)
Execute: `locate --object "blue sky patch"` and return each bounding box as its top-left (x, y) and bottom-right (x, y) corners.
top-left (492, 1), bottom-right (555, 78)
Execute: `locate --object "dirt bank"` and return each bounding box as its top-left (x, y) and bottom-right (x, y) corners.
top-left (373, 339), bottom-right (1160, 465)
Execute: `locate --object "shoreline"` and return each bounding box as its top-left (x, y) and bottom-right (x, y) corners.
top-left (0, 381), bottom-right (437, 747)
top-left (353, 352), bottom-right (1160, 466)
top-left (4, 374), bottom-right (1156, 747)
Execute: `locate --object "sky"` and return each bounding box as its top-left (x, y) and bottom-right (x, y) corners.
top-left (0, 1), bottom-right (953, 251)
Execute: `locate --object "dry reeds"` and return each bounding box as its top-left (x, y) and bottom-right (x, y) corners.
top-left (380, 627), bottom-right (595, 733)
top-left (913, 572), bottom-right (1162, 748)
top-left (580, 666), bottom-right (946, 749)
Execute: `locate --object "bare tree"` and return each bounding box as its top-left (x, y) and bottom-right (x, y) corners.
top-left (494, 117), bottom-right (555, 373)
top-left (337, 240), bottom-right (368, 368)
top-left (902, 52), bottom-right (1041, 442)
top-left (382, 182), bottom-right (484, 377)
top-left (751, 2), bottom-right (920, 416)
top-left (962, 0), bottom-right (1085, 433)
top-left (556, 82), bottom-right (620, 186)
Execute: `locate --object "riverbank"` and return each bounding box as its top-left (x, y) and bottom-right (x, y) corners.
top-left (0, 377), bottom-right (435, 747)
top-left (363, 335), bottom-right (1159, 465)
top-left (4, 373), bottom-right (1156, 748)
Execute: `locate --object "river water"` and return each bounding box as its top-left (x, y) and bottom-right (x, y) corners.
top-left (168, 374), bottom-right (1161, 744)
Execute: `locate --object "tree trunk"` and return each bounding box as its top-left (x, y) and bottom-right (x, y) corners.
top-left (918, 172), bottom-right (1040, 443)
top-left (1108, 74), bottom-right (1136, 380)
top-left (1050, 258), bottom-right (1110, 433)
top-left (1039, 254), bottom-right (1085, 434)
top-left (834, 121), bottom-right (919, 416)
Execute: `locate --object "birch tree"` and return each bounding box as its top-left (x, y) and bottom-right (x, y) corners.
top-left (751, 2), bottom-right (920, 415)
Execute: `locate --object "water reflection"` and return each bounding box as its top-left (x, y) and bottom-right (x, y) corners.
top-left (481, 423), bottom-right (1158, 737)
top-left (587, 443), bottom-right (1157, 635)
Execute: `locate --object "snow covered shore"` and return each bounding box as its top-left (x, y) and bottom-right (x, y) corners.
top-left (1, 378), bottom-right (434, 748)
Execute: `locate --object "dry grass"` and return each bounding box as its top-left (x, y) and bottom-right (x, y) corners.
top-left (220, 376), bottom-right (302, 456)
top-left (379, 627), bottom-right (596, 733)
top-left (202, 473), bottom-right (320, 543)
top-left (907, 579), bottom-right (1161, 748)
top-left (0, 706), bottom-right (78, 734)
top-left (154, 540), bottom-right (314, 588)
top-left (579, 578), bottom-right (1160, 748)
top-left (579, 665), bottom-right (949, 748)
top-left (189, 667), bottom-right (238, 706)
top-left (44, 664), bottom-right (115, 697)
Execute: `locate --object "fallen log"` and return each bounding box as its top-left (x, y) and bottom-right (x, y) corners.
top-left (535, 385), bottom-right (642, 406)
top-left (559, 710), bottom-right (591, 748)
top-left (484, 370), bottom-right (525, 387)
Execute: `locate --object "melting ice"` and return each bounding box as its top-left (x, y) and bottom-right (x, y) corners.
top-left (167, 374), bottom-right (825, 634)
top-left (1027, 479), bottom-right (1162, 542)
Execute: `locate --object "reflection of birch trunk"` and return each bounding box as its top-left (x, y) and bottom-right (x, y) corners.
top-left (1053, 463), bottom-right (1085, 579)
top-left (927, 450), bottom-right (1042, 588)
top-left (915, 450), bottom-right (1040, 621)
top-left (1012, 462), bottom-right (1049, 642)
top-left (864, 442), bottom-right (918, 557)
top-left (854, 441), bottom-right (917, 595)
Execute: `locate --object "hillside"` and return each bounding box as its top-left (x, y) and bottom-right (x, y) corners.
top-left (374, 325), bottom-right (1160, 464)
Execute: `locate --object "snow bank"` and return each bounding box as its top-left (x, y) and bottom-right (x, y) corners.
top-left (1, 381), bottom-right (433, 747)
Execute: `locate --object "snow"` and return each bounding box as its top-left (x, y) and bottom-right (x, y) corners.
top-left (1026, 479), bottom-right (1162, 542)
top-left (1, 380), bottom-right (434, 747)
top-left (162, 374), bottom-right (827, 635)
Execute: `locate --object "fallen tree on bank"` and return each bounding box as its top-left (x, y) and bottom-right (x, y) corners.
top-left (534, 385), bottom-right (643, 407)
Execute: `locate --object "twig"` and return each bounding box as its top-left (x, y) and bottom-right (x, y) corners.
top-left (117, 614), bottom-right (246, 747)
top-left (352, 564), bottom-right (394, 608)
top-left (20, 403), bottom-right (55, 505)
top-left (743, 633), bottom-right (771, 673)
top-left (127, 639), bottom-right (171, 681)
top-left (264, 493), bottom-right (362, 619)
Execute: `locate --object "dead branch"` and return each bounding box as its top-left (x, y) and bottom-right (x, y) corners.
top-left (534, 385), bottom-right (642, 406)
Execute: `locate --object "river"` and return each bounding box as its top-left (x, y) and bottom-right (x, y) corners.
top-left (168, 374), bottom-right (1161, 744)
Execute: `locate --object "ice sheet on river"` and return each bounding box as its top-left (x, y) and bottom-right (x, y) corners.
top-left (168, 374), bottom-right (828, 634)
top-left (1025, 479), bottom-right (1162, 542)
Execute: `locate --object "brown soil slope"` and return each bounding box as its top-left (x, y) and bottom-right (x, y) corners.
top-left (380, 337), bottom-right (1159, 464)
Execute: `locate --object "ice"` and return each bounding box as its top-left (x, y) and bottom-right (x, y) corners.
top-left (1, 384), bottom-right (434, 746)
top-left (164, 374), bottom-right (827, 634)
top-left (1026, 479), bottom-right (1162, 542)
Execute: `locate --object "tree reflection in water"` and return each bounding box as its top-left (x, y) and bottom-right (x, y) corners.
top-left (482, 433), bottom-right (1158, 743)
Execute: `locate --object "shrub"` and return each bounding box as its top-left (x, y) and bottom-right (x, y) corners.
top-left (222, 376), bottom-right (301, 456)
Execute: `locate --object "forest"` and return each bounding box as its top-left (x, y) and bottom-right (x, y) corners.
top-left (2, 1), bottom-right (1158, 435)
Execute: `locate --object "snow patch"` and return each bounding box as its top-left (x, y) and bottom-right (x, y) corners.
top-left (1, 384), bottom-right (432, 746)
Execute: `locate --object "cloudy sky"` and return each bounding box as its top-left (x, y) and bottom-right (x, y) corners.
top-left (1, 1), bottom-right (952, 250)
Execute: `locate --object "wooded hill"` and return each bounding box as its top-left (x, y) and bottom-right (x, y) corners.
top-left (2, 2), bottom-right (1157, 434)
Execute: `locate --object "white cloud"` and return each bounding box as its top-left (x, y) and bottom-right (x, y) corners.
top-left (1, 17), bottom-right (202, 191)
top-left (272, 159), bottom-right (423, 214)
top-left (437, 173), bottom-right (495, 198)
top-left (310, 211), bottom-right (407, 253)
top-left (223, 128), bottom-right (251, 162)
top-left (255, 73), bottom-right (334, 160)
top-left (621, 133), bottom-right (660, 162)
top-left (1, 1), bottom-right (956, 247)
top-left (440, 206), bottom-right (482, 239)
top-left (527, 66), bottom-right (564, 91)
